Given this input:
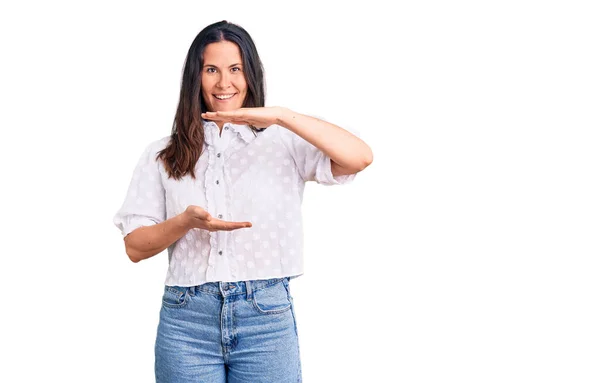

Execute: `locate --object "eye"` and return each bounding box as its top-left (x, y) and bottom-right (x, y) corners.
top-left (231, 67), bottom-right (241, 72)
top-left (206, 67), bottom-right (216, 73)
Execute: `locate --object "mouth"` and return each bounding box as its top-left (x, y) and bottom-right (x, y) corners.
top-left (213, 93), bottom-right (237, 102)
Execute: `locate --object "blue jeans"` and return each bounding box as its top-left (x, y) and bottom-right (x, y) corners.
top-left (155, 277), bottom-right (302, 382)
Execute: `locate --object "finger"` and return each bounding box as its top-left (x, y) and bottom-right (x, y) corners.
top-left (203, 111), bottom-right (232, 118)
top-left (201, 114), bottom-right (251, 126)
top-left (215, 110), bottom-right (243, 118)
top-left (201, 114), bottom-right (248, 124)
top-left (219, 221), bottom-right (253, 231)
top-left (201, 112), bottom-right (225, 121)
top-left (200, 219), bottom-right (251, 232)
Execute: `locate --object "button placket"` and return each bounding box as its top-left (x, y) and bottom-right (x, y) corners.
top-left (213, 132), bottom-right (230, 260)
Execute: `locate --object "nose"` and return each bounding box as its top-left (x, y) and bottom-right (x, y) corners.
top-left (217, 72), bottom-right (231, 89)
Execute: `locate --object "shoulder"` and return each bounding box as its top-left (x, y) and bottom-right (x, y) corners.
top-left (133, 135), bottom-right (172, 165)
top-left (143, 135), bottom-right (172, 155)
top-left (150, 135), bottom-right (172, 151)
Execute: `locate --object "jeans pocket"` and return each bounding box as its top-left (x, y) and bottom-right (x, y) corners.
top-left (162, 286), bottom-right (190, 309)
top-left (252, 280), bottom-right (292, 315)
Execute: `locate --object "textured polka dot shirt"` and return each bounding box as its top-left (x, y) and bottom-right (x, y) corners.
top-left (114, 120), bottom-right (357, 286)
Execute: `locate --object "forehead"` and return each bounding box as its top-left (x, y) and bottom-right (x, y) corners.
top-left (202, 41), bottom-right (242, 66)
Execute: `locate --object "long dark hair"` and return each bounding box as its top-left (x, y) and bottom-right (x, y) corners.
top-left (158, 20), bottom-right (266, 179)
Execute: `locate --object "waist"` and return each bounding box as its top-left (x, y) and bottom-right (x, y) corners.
top-left (193, 276), bottom-right (291, 297)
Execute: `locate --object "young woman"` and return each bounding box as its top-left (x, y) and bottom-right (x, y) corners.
top-left (113, 20), bottom-right (372, 382)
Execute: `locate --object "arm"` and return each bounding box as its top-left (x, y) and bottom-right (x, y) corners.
top-left (123, 206), bottom-right (252, 263)
top-left (276, 108), bottom-right (373, 175)
top-left (201, 106), bottom-right (373, 177)
top-left (124, 213), bottom-right (190, 263)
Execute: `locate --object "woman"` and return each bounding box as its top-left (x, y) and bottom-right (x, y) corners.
top-left (114, 20), bottom-right (372, 382)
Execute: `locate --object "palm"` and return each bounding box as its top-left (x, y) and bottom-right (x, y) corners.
top-left (185, 205), bottom-right (252, 232)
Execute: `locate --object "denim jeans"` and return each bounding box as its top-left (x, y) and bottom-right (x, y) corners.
top-left (155, 277), bottom-right (302, 382)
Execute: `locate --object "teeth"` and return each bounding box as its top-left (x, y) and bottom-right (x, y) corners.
top-left (215, 94), bottom-right (235, 100)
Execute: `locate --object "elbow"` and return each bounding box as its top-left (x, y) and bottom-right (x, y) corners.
top-left (124, 235), bottom-right (142, 263)
top-left (126, 247), bottom-right (142, 263)
top-left (127, 251), bottom-right (142, 263)
top-left (358, 148), bottom-right (373, 171)
top-left (364, 149), bottom-right (373, 168)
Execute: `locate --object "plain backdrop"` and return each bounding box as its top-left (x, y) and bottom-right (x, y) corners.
top-left (1, 1), bottom-right (599, 382)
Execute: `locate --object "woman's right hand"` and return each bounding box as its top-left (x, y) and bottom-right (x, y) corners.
top-left (183, 205), bottom-right (252, 232)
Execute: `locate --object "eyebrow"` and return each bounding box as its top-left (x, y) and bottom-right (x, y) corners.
top-left (203, 63), bottom-right (242, 68)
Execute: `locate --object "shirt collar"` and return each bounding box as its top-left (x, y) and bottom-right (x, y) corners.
top-left (202, 119), bottom-right (255, 144)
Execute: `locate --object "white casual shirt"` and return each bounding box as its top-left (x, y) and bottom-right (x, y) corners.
top-left (113, 120), bottom-right (357, 286)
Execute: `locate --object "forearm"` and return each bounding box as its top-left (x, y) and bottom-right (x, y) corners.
top-left (276, 108), bottom-right (373, 172)
top-left (124, 213), bottom-right (190, 263)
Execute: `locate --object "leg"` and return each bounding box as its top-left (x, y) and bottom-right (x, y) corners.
top-left (155, 286), bottom-right (227, 383)
top-left (226, 279), bottom-right (302, 382)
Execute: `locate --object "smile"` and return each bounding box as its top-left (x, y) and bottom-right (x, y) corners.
top-left (213, 94), bottom-right (236, 100)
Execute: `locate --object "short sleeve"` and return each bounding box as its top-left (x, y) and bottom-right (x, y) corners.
top-left (276, 121), bottom-right (361, 185)
top-left (113, 139), bottom-right (167, 237)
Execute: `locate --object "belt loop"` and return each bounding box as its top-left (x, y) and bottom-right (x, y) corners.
top-left (245, 280), bottom-right (252, 301)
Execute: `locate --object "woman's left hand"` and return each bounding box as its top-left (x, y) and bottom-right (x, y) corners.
top-left (201, 107), bottom-right (286, 129)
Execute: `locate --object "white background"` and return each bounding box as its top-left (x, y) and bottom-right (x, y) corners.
top-left (1, 1), bottom-right (599, 382)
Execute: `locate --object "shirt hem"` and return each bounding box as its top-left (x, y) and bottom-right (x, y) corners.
top-left (164, 273), bottom-right (304, 287)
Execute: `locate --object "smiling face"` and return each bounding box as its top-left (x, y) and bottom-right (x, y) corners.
top-left (201, 41), bottom-right (248, 114)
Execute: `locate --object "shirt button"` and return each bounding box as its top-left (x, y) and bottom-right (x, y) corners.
top-left (217, 153), bottom-right (221, 158)
top-left (218, 214), bottom-right (223, 219)
top-left (215, 180), bottom-right (219, 185)
top-left (225, 127), bottom-right (229, 130)
top-left (218, 250), bottom-right (223, 255)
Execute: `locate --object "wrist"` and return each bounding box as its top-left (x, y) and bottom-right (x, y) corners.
top-left (276, 107), bottom-right (293, 126)
top-left (177, 210), bottom-right (192, 231)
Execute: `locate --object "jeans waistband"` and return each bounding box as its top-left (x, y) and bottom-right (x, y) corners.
top-left (192, 277), bottom-right (290, 300)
